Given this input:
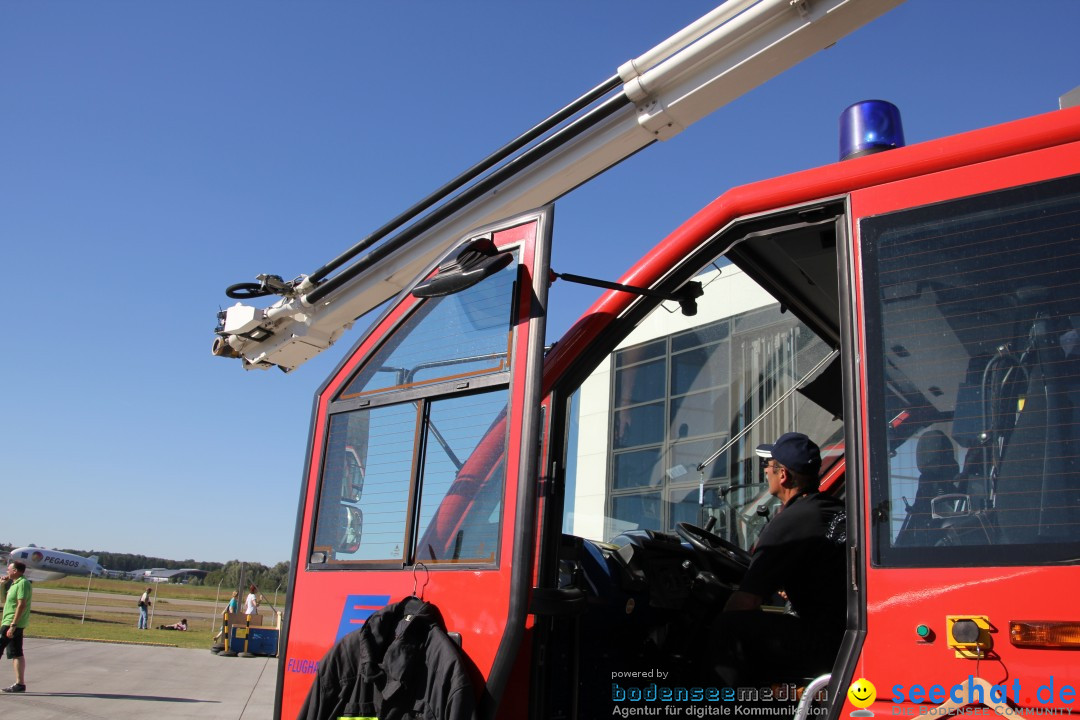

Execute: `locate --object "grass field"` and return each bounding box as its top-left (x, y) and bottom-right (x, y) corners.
top-left (22, 577), bottom-right (281, 651)
top-left (30, 609), bottom-right (216, 650)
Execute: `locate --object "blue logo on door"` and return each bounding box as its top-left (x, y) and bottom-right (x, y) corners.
top-left (336, 594), bottom-right (392, 642)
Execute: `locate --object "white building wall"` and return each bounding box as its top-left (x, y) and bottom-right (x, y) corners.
top-left (568, 358), bottom-right (612, 540)
top-left (616, 267), bottom-right (773, 350)
top-left (568, 266), bottom-right (775, 541)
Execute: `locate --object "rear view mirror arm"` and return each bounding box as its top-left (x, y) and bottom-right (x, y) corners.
top-left (551, 271), bottom-right (703, 317)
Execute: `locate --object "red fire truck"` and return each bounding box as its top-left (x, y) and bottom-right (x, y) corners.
top-left (213, 1), bottom-right (1080, 718)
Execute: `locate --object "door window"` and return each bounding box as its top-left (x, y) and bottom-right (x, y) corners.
top-left (310, 248), bottom-right (520, 566)
top-left (337, 253), bottom-right (517, 400)
top-left (315, 403), bottom-right (418, 561)
top-left (862, 173), bottom-right (1080, 566)
top-left (414, 392), bottom-right (508, 564)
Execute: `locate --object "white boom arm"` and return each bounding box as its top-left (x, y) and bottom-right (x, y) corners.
top-left (214, 0), bottom-right (902, 371)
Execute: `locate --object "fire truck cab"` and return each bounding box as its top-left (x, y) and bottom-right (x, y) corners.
top-left (274, 100), bottom-right (1080, 719)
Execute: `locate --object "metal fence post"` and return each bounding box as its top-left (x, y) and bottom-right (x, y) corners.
top-left (80, 573), bottom-right (92, 624)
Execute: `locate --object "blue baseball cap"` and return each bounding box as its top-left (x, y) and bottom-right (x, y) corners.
top-left (755, 432), bottom-right (822, 477)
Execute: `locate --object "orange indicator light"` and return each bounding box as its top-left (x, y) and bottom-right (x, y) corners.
top-left (1010, 621), bottom-right (1080, 648)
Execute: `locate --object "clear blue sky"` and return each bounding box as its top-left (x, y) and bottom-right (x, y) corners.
top-left (2, 1), bottom-right (1078, 567)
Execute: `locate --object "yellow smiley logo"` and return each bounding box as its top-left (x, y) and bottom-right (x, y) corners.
top-left (847, 678), bottom-right (877, 709)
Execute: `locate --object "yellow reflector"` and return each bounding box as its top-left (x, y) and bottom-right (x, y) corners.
top-left (1010, 621), bottom-right (1080, 648)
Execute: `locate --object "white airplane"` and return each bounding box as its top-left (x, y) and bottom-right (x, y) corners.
top-left (7, 546), bottom-right (106, 582)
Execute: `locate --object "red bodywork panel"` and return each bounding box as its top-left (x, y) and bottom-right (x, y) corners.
top-left (847, 137), bottom-right (1080, 715)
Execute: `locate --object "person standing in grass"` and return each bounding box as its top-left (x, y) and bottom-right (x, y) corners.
top-left (213, 590), bottom-right (240, 642)
top-left (244, 585), bottom-right (259, 616)
top-left (0, 561), bottom-right (32, 693)
top-left (227, 589), bottom-right (239, 616)
top-left (137, 586), bottom-right (153, 630)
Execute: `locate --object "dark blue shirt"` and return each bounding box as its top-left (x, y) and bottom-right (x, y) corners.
top-left (738, 491), bottom-right (846, 632)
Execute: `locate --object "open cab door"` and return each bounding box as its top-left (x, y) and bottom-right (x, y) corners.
top-left (278, 207), bottom-right (553, 719)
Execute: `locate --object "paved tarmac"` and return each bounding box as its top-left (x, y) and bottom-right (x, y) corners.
top-left (0, 637), bottom-right (278, 719)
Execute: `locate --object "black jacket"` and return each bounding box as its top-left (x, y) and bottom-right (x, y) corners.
top-left (299, 596), bottom-right (476, 720)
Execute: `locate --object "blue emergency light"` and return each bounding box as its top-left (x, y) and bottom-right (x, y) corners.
top-left (839, 100), bottom-right (905, 161)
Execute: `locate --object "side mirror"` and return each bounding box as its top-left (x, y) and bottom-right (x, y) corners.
top-left (412, 238), bottom-right (514, 298)
top-left (341, 447), bottom-right (365, 502)
top-left (337, 506), bottom-right (364, 554)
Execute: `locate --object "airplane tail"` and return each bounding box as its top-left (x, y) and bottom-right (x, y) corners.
top-left (89, 556), bottom-right (99, 562)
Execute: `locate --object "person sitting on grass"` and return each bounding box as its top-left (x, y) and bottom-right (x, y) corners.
top-left (159, 618), bottom-right (188, 631)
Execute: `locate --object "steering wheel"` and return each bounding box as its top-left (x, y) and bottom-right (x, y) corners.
top-left (676, 522), bottom-right (751, 578)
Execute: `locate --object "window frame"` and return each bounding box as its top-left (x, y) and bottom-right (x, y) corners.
top-left (305, 244), bottom-right (525, 571)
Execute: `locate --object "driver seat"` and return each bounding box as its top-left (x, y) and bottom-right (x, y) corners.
top-left (895, 430), bottom-right (959, 546)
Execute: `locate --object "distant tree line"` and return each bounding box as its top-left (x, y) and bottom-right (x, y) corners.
top-left (73, 550), bottom-right (226, 574)
top-left (202, 560), bottom-right (291, 598)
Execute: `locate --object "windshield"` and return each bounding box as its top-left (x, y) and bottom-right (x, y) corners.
top-left (562, 263), bottom-right (843, 553)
